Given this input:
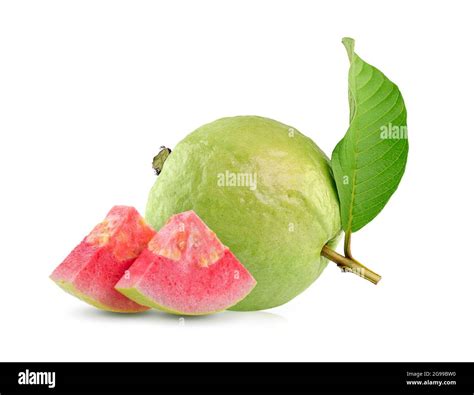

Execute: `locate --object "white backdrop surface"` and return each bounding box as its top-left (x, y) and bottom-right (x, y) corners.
top-left (0, 0), bottom-right (473, 361)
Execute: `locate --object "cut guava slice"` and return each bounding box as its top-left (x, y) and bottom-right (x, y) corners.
top-left (50, 206), bottom-right (156, 313)
top-left (115, 211), bottom-right (257, 315)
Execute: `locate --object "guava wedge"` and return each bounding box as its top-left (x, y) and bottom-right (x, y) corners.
top-left (115, 211), bottom-right (257, 315)
top-left (50, 206), bottom-right (156, 313)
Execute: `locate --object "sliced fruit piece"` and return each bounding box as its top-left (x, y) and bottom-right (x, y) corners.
top-left (50, 206), bottom-right (156, 313)
top-left (116, 211), bottom-right (257, 315)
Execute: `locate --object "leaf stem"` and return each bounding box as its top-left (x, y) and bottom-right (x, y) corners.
top-left (343, 230), bottom-right (353, 259)
top-left (321, 245), bottom-right (381, 284)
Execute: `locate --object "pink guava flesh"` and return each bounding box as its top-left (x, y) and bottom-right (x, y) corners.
top-left (50, 206), bottom-right (156, 313)
top-left (116, 211), bottom-right (257, 315)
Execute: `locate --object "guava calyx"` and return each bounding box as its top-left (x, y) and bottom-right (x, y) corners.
top-left (152, 146), bottom-right (172, 176)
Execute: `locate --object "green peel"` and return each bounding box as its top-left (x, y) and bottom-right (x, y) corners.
top-left (52, 279), bottom-right (143, 313)
top-left (116, 286), bottom-right (251, 316)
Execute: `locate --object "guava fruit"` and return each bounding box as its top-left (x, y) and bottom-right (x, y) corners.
top-left (50, 206), bottom-right (156, 313)
top-left (115, 211), bottom-right (257, 315)
top-left (145, 116), bottom-right (342, 311)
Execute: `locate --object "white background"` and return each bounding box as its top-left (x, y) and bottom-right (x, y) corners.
top-left (1, 0), bottom-right (473, 362)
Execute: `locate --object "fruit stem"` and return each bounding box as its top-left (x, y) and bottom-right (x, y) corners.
top-left (321, 245), bottom-right (381, 284)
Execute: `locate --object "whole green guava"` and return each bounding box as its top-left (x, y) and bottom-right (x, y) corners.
top-left (145, 116), bottom-right (341, 311)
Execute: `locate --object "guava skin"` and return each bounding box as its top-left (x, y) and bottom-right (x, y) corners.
top-left (145, 116), bottom-right (341, 311)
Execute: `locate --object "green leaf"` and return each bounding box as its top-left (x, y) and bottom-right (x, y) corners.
top-left (331, 38), bottom-right (408, 233)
